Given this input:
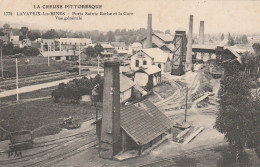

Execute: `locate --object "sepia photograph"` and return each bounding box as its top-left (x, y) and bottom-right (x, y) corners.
top-left (0, 0), bottom-right (260, 166)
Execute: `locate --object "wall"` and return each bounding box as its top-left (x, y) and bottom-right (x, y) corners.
top-left (120, 88), bottom-right (132, 103)
top-left (134, 72), bottom-right (148, 87)
top-left (130, 52), bottom-right (153, 70)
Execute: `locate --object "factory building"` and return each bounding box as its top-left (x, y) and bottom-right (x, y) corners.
top-left (95, 61), bottom-right (174, 159)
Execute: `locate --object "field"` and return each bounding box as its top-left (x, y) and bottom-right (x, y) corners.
top-left (0, 98), bottom-right (101, 140)
top-left (1, 56), bottom-right (69, 78)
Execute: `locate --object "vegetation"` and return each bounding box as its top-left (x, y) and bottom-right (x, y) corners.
top-left (52, 74), bottom-right (104, 103)
top-left (215, 71), bottom-right (260, 164)
top-left (240, 51), bottom-right (260, 78)
top-left (175, 156), bottom-right (198, 167)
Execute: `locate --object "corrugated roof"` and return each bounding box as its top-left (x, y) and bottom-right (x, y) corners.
top-left (120, 74), bottom-right (135, 92)
top-left (120, 99), bottom-right (173, 145)
top-left (154, 33), bottom-right (174, 42)
top-left (142, 48), bottom-right (170, 63)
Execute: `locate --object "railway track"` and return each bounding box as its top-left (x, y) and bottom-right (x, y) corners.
top-left (0, 130), bottom-right (97, 166)
top-left (137, 141), bottom-right (226, 167)
top-left (0, 71), bottom-right (91, 90)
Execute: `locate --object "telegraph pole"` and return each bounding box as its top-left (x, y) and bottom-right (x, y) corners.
top-left (0, 40), bottom-right (3, 78)
top-left (98, 54), bottom-right (100, 74)
top-left (16, 58), bottom-right (19, 102)
top-left (1, 44), bottom-right (3, 78)
top-left (79, 45), bottom-right (81, 75)
top-left (184, 86), bottom-right (188, 122)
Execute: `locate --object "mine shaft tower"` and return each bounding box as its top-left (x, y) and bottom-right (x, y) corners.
top-left (171, 30), bottom-right (187, 76)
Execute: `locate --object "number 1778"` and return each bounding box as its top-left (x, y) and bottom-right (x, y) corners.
top-left (4, 12), bottom-right (12, 16)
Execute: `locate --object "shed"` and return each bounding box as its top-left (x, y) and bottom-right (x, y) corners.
top-left (134, 65), bottom-right (161, 87)
top-left (95, 99), bottom-right (174, 155)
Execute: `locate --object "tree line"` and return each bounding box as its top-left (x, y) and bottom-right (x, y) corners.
top-left (51, 75), bottom-right (104, 104)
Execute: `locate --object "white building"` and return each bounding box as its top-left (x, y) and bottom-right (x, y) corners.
top-left (128, 42), bottom-right (142, 55)
top-left (134, 65), bottom-right (161, 87)
top-left (59, 38), bottom-right (92, 51)
top-left (130, 48), bottom-right (171, 73)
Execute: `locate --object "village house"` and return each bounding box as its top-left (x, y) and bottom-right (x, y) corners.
top-left (141, 32), bottom-right (174, 53)
top-left (130, 48), bottom-right (171, 73)
top-left (128, 42), bottom-right (142, 55)
top-left (110, 42), bottom-right (128, 56)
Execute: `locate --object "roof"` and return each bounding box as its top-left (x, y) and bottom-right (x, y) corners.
top-left (59, 38), bottom-right (92, 44)
top-left (192, 44), bottom-right (216, 50)
top-left (134, 85), bottom-right (148, 96)
top-left (135, 65), bottom-right (161, 75)
top-left (141, 48), bottom-right (170, 63)
top-left (154, 33), bottom-right (174, 42)
top-left (41, 50), bottom-right (75, 57)
top-left (130, 42), bottom-right (142, 47)
top-left (110, 42), bottom-right (126, 48)
top-left (225, 47), bottom-right (242, 64)
top-left (120, 74), bottom-right (135, 92)
top-left (87, 43), bottom-right (114, 49)
top-left (0, 36), bottom-right (9, 42)
top-left (120, 99), bottom-right (173, 145)
top-left (162, 43), bottom-right (174, 52)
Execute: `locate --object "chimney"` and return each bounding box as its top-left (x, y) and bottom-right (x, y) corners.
top-left (146, 14), bottom-right (152, 48)
top-left (199, 21), bottom-right (204, 44)
top-left (100, 61), bottom-right (121, 159)
top-left (186, 15), bottom-right (193, 71)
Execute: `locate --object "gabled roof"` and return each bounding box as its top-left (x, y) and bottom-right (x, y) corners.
top-left (141, 48), bottom-right (170, 63)
top-left (130, 42), bottom-right (142, 47)
top-left (161, 43), bottom-right (174, 52)
top-left (120, 74), bottom-right (135, 92)
top-left (110, 42), bottom-right (126, 48)
top-left (225, 47), bottom-right (242, 64)
top-left (135, 65), bottom-right (161, 75)
top-left (120, 99), bottom-right (173, 145)
top-left (154, 33), bottom-right (174, 42)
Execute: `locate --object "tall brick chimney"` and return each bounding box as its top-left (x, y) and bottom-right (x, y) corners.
top-left (100, 61), bottom-right (121, 159)
top-left (199, 21), bottom-right (204, 44)
top-left (146, 14), bottom-right (152, 48)
top-left (186, 15), bottom-right (193, 71)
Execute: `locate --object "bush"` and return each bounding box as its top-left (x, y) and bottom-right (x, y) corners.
top-left (175, 156), bottom-right (198, 167)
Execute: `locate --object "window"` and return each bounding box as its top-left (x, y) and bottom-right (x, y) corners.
top-left (158, 64), bottom-right (161, 69)
top-left (143, 60), bottom-right (147, 65)
top-left (56, 56), bottom-right (61, 60)
top-left (136, 60), bottom-right (139, 67)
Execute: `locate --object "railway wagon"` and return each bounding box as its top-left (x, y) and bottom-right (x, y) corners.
top-left (9, 130), bottom-right (33, 150)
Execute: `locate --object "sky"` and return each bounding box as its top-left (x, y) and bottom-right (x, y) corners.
top-left (0, 0), bottom-right (260, 34)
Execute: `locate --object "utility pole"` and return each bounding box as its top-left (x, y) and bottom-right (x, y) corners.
top-left (48, 55), bottom-right (50, 66)
top-left (0, 42), bottom-right (3, 78)
top-left (184, 86), bottom-right (188, 122)
top-left (16, 58), bottom-right (19, 102)
top-left (79, 45), bottom-right (81, 75)
top-left (98, 53), bottom-right (100, 74)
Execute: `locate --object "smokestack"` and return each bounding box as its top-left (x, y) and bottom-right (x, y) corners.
top-left (100, 61), bottom-right (121, 159)
top-left (146, 14), bottom-right (152, 48)
top-left (199, 21), bottom-right (204, 44)
top-left (186, 15), bottom-right (193, 71)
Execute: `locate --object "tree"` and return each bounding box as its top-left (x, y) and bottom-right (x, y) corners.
top-left (84, 46), bottom-right (95, 58)
top-left (20, 27), bottom-right (29, 39)
top-left (221, 33), bottom-right (225, 41)
top-left (42, 29), bottom-right (59, 39)
top-left (253, 43), bottom-right (260, 54)
top-left (228, 33), bottom-right (235, 46)
top-left (214, 71), bottom-right (259, 163)
top-left (107, 31), bottom-right (115, 42)
top-left (94, 44), bottom-right (104, 57)
top-left (27, 30), bottom-right (41, 41)
top-left (165, 29), bottom-right (171, 34)
top-left (241, 34), bottom-right (248, 44)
